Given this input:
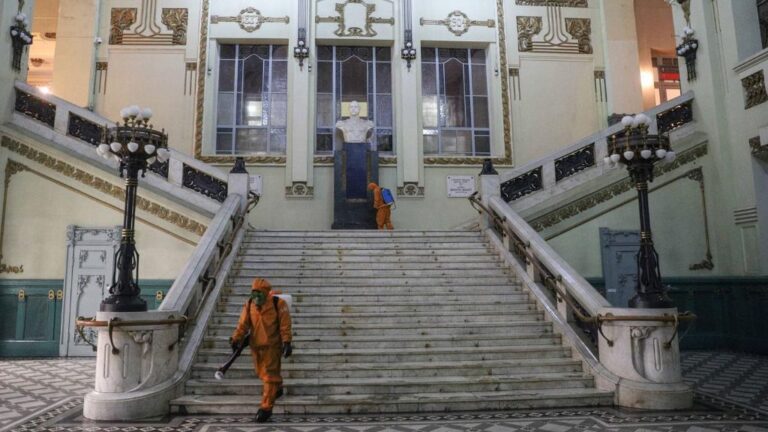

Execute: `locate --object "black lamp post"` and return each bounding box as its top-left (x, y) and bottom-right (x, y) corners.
top-left (96, 106), bottom-right (170, 312)
top-left (606, 114), bottom-right (676, 309)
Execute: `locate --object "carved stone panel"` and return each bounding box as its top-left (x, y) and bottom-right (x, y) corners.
top-left (316, 0), bottom-right (394, 38)
top-left (742, 70), bottom-right (768, 110)
top-left (62, 226), bottom-right (120, 357)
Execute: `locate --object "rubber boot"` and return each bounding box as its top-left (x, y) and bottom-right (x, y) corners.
top-left (255, 408), bottom-right (272, 423)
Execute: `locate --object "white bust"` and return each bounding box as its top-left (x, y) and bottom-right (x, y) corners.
top-left (335, 101), bottom-right (374, 143)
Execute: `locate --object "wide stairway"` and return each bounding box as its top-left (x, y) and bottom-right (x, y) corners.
top-left (171, 230), bottom-right (613, 414)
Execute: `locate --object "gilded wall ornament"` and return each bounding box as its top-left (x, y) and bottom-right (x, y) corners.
top-left (211, 7), bottom-right (289, 33)
top-left (109, 1), bottom-right (188, 46)
top-left (742, 70), bottom-right (768, 110)
top-left (419, 10), bottom-right (496, 37)
top-left (1, 137), bottom-right (207, 236)
top-left (315, 0), bottom-right (394, 38)
top-left (516, 16), bottom-right (542, 52)
top-left (564, 18), bottom-right (592, 54)
top-left (285, 181), bottom-right (314, 198)
top-left (397, 182), bottom-right (424, 198)
top-left (515, 0), bottom-right (588, 7)
top-left (0, 159), bottom-right (27, 274)
top-left (496, 0), bottom-right (512, 165)
top-left (750, 136), bottom-right (768, 163)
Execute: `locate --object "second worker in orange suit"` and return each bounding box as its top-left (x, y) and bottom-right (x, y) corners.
top-left (230, 278), bottom-right (293, 423)
top-left (368, 182), bottom-right (393, 230)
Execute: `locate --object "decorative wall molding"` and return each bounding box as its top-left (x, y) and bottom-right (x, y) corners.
top-left (510, 68), bottom-right (522, 100)
top-left (496, 0), bottom-right (513, 165)
top-left (750, 136), bottom-right (768, 162)
top-left (685, 168), bottom-right (713, 271)
top-left (285, 181), bottom-right (314, 198)
top-left (515, 0), bottom-right (588, 7)
top-left (0, 159), bottom-right (27, 274)
top-left (315, 0), bottom-right (394, 38)
top-left (1, 137), bottom-right (206, 237)
top-left (184, 62), bottom-right (197, 96)
top-left (211, 7), bottom-right (289, 33)
top-left (397, 182), bottom-right (424, 198)
top-left (594, 70), bottom-right (607, 102)
top-left (419, 10), bottom-right (495, 37)
top-left (530, 142), bottom-right (709, 231)
top-left (109, 1), bottom-right (188, 46)
top-left (516, 8), bottom-right (592, 54)
top-left (742, 70), bottom-right (768, 109)
top-left (94, 62), bottom-right (108, 95)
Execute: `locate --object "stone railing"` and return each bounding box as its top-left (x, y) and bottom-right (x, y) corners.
top-left (82, 171), bottom-right (253, 420)
top-left (9, 81), bottom-right (228, 216)
top-left (499, 92), bottom-right (695, 208)
top-left (470, 174), bottom-right (695, 410)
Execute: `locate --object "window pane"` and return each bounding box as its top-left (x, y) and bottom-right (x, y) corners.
top-left (216, 130), bottom-right (233, 154)
top-left (317, 46), bottom-right (333, 60)
top-left (376, 63), bottom-right (392, 93)
top-left (471, 49), bottom-right (486, 64)
top-left (317, 62), bottom-right (333, 93)
top-left (423, 132), bottom-right (439, 154)
top-left (218, 60), bottom-right (235, 92)
top-left (316, 94), bottom-right (335, 127)
top-left (272, 45), bottom-right (288, 59)
top-left (270, 61), bottom-right (288, 92)
top-left (316, 133), bottom-right (333, 152)
top-left (422, 64), bottom-right (437, 94)
top-left (241, 56), bottom-right (263, 95)
top-left (444, 60), bottom-right (465, 96)
top-left (377, 133), bottom-right (393, 152)
top-left (376, 95), bottom-right (392, 127)
top-left (341, 58), bottom-right (367, 100)
top-left (471, 65), bottom-right (487, 95)
top-left (236, 128), bottom-right (268, 153)
top-left (217, 93), bottom-right (235, 126)
top-left (241, 97), bottom-right (263, 126)
top-left (422, 95), bottom-right (438, 128)
top-left (475, 134), bottom-right (490, 155)
top-left (445, 96), bottom-right (466, 127)
top-left (270, 129), bottom-right (286, 154)
top-left (240, 45), bottom-right (269, 60)
top-left (442, 130), bottom-right (457, 153)
top-left (376, 47), bottom-right (391, 61)
top-left (220, 44), bottom-right (236, 60)
top-left (421, 47), bottom-right (436, 62)
top-left (456, 130), bottom-right (472, 155)
top-left (473, 97), bottom-right (489, 128)
top-left (270, 93), bottom-right (287, 127)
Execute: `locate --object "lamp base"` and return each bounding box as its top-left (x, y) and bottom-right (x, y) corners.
top-left (100, 295), bottom-right (148, 312)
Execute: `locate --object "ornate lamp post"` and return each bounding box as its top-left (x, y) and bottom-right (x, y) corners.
top-left (605, 114), bottom-right (676, 309)
top-left (96, 106), bottom-right (170, 312)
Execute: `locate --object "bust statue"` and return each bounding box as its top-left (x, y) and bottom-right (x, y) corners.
top-left (335, 101), bottom-right (374, 143)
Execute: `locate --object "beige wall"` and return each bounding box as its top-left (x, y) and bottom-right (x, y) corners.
top-left (633, 0), bottom-right (675, 110)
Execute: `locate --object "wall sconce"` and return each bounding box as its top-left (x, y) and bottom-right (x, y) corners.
top-left (10, 11), bottom-right (33, 72)
top-left (401, 30), bottom-right (417, 71)
top-left (676, 26), bottom-right (699, 81)
top-left (293, 28), bottom-right (309, 71)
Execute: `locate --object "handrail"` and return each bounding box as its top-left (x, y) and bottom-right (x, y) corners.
top-left (500, 91), bottom-right (695, 183)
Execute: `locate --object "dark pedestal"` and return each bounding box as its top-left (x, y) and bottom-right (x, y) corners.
top-left (332, 143), bottom-right (378, 229)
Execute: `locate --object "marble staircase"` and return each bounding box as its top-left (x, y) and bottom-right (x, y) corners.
top-left (171, 230), bottom-right (613, 414)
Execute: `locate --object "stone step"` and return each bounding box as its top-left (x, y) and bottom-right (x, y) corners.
top-left (239, 241), bottom-right (489, 249)
top-left (185, 373), bottom-right (594, 396)
top-left (230, 269), bottom-right (512, 278)
top-left (223, 292), bottom-right (529, 304)
top-left (218, 299), bottom-right (533, 314)
top-left (244, 236), bottom-right (485, 243)
top-left (238, 250), bottom-right (496, 258)
top-left (224, 284), bottom-right (522, 296)
top-left (191, 358), bottom-right (584, 379)
top-left (204, 332), bottom-right (560, 350)
top-left (196, 345), bottom-right (570, 364)
top-left (233, 262), bottom-right (505, 270)
top-left (206, 321), bottom-right (549, 337)
top-left (227, 276), bottom-right (516, 286)
top-left (247, 230), bottom-right (482, 238)
top-left (212, 310), bottom-right (543, 326)
top-left (236, 255), bottom-right (502, 263)
top-left (170, 388), bottom-right (614, 414)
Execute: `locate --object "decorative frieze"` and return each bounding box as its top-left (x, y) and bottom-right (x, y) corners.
top-left (516, 9), bottom-right (592, 54)
top-left (419, 10), bottom-right (495, 37)
top-left (397, 182), bottom-right (424, 198)
top-left (742, 70), bottom-right (768, 109)
top-left (1, 137), bottom-right (207, 236)
top-left (109, 1), bottom-right (188, 45)
top-left (211, 7), bottom-right (289, 33)
top-left (501, 167), bottom-right (543, 202)
top-left (285, 181), bottom-right (314, 198)
top-left (316, 0), bottom-right (393, 38)
top-left (515, 0), bottom-right (588, 7)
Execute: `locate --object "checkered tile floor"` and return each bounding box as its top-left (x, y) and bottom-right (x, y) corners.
top-left (0, 351), bottom-right (766, 431)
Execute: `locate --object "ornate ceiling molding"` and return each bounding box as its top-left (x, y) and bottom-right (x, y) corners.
top-left (315, 0), bottom-right (394, 38)
top-left (419, 10), bottom-right (496, 37)
top-left (211, 7), bottom-right (289, 33)
top-left (1, 137), bottom-right (207, 237)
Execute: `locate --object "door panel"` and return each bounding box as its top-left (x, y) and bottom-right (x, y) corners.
top-left (599, 228), bottom-right (640, 308)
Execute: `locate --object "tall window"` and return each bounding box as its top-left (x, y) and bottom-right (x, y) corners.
top-left (759, 0), bottom-right (768, 49)
top-left (421, 48), bottom-right (490, 156)
top-left (652, 57), bottom-right (681, 105)
top-left (216, 44), bottom-right (287, 155)
top-left (316, 46), bottom-right (393, 153)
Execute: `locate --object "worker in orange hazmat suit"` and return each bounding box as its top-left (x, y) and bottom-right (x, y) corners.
top-left (230, 278), bottom-right (293, 423)
top-left (368, 182), bottom-right (393, 230)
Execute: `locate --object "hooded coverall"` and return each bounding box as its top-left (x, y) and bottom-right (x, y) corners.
top-left (231, 278), bottom-right (292, 411)
top-left (368, 182), bottom-right (393, 230)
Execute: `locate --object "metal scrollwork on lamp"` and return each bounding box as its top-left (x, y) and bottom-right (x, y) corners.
top-left (676, 26), bottom-right (699, 81)
top-left (401, 30), bottom-right (417, 70)
top-left (293, 28), bottom-right (310, 70)
top-left (605, 114), bottom-right (676, 309)
top-left (95, 106), bottom-right (170, 312)
top-left (9, 10), bottom-right (33, 71)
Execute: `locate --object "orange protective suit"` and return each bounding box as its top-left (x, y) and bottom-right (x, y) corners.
top-left (231, 278), bottom-right (292, 411)
top-left (368, 182), bottom-right (393, 230)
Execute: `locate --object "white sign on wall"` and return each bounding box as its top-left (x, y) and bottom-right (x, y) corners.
top-left (249, 175), bottom-right (263, 196)
top-left (447, 175), bottom-right (476, 198)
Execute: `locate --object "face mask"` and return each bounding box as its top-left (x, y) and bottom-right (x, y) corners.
top-left (250, 291), bottom-right (266, 306)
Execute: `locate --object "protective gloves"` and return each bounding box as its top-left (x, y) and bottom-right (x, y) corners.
top-left (282, 342), bottom-right (292, 358)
